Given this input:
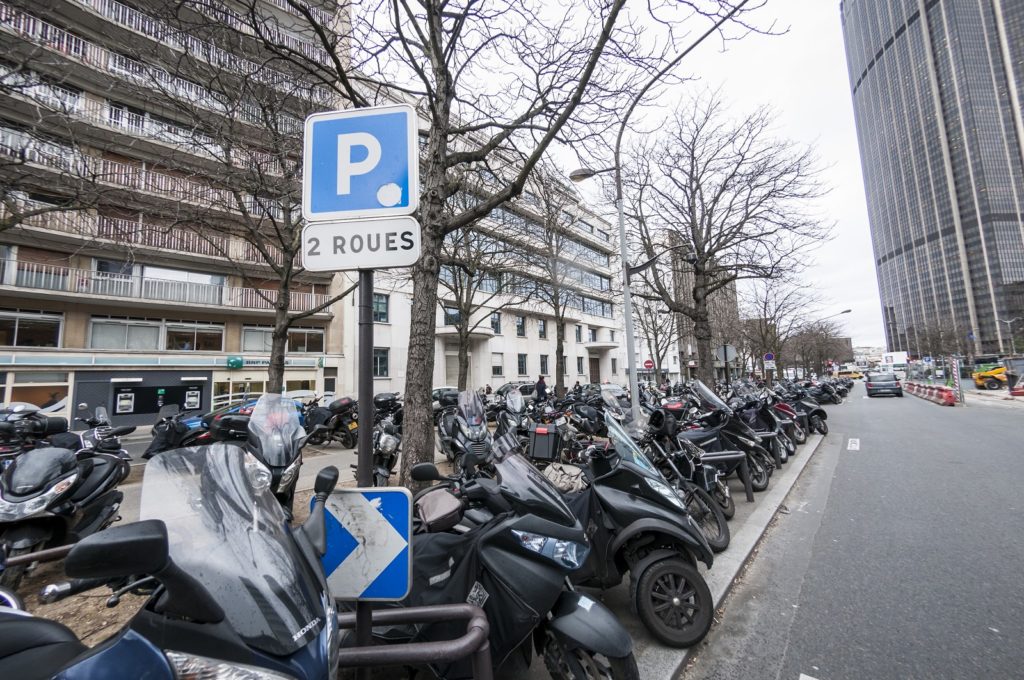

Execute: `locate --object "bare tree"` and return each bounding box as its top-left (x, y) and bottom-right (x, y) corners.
top-left (789, 320), bottom-right (846, 378)
top-left (740, 279), bottom-right (818, 377)
top-left (437, 216), bottom-right (534, 390)
top-left (627, 93), bottom-right (829, 381)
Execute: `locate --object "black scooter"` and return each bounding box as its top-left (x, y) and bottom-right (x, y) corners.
top-left (0, 407), bottom-right (131, 588)
top-left (557, 404), bottom-right (716, 648)
top-left (400, 445), bottom-right (639, 679)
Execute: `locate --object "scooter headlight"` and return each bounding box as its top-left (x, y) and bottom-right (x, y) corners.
top-left (645, 477), bottom-right (686, 511)
top-left (243, 453), bottom-right (272, 492)
top-left (0, 473), bottom-right (77, 521)
top-left (164, 651), bottom-right (293, 679)
top-left (512, 530), bottom-right (589, 570)
top-left (379, 433), bottom-right (400, 455)
top-left (276, 457), bottom-right (302, 492)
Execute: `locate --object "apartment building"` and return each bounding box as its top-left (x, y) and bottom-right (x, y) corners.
top-left (340, 200), bottom-right (627, 395)
top-left (0, 0), bottom-right (343, 425)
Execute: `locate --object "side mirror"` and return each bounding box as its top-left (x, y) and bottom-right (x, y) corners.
top-left (411, 462), bottom-right (442, 482)
top-left (314, 466), bottom-right (339, 496)
top-left (65, 520), bottom-right (170, 579)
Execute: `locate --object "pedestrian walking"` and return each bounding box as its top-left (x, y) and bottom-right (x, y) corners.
top-left (536, 375), bottom-right (548, 402)
top-left (485, 384), bottom-right (492, 395)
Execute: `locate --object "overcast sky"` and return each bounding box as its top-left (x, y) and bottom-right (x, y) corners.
top-left (604, 0), bottom-right (887, 347)
top-left (684, 0), bottom-right (885, 346)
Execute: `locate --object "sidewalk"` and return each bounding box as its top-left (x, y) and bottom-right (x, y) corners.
top-left (963, 389), bottom-right (1024, 410)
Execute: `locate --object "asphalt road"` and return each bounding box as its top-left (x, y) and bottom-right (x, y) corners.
top-left (680, 389), bottom-right (1024, 680)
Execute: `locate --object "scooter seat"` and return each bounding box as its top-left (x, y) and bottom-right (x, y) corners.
top-left (0, 610), bottom-right (87, 679)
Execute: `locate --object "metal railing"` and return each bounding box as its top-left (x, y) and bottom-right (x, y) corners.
top-left (2, 261), bottom-right (330, 312)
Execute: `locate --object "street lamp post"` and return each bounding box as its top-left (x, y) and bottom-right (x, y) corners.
top-left (569, 1), bottom-right (751, 419)
top-left (998, 317), bottom-right (1020, 356)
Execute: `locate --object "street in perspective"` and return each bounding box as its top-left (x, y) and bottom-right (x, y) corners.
top-left (0, 1), bottom-right (1022, 680)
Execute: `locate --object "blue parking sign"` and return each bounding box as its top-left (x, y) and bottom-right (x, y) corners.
top-left (302, 105), bottom-right (420, 222)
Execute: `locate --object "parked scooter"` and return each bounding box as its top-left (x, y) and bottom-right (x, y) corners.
top-left (0, 408), bottom-right (131, 588)
top-left (437, 391), bottom-right (493, 469)
top-left (142, 404), bottom-right (209, 458)
top-left (1, 448), bottom-right (345, 679)
top-left (303, 395), bottom-right (359, 448)
top-left (370, 414), bottom-right (402, 487)
top-left (404, 443), bottom-right (640, 678)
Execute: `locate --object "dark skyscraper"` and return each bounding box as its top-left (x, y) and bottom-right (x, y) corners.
top-left (841, 0), bottom-right (1024, 355)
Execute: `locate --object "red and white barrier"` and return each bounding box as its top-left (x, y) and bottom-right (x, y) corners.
top-left (905, 381), bottom-right (958, 406)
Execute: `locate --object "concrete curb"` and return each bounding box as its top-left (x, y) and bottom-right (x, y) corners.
top-left (655, 432), bottom-right (828, 678)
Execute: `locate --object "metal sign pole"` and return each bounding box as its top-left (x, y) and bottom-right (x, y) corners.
top-left (355, 268), bottom-right (375, 677)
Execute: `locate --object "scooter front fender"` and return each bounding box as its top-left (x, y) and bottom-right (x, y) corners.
top-left (543, 590), bottom-right (633, 659)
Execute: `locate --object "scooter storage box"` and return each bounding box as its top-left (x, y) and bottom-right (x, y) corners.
top-left (415, 487), bottom-right (462, 533)
top-left (528, 423), bottom-right (561, 462)
top-left (329, 397), bottom-right (355, 414)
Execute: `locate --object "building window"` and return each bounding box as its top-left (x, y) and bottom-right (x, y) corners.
top-left (287, 327), bottom-right (325, 353)
top-left (491, 352), bottom-right (503, 377)
top-left (516, 315), bottom-right (526, 337)
top-left (0, 310), bottom-right (63, 347)
top-left (589, 327), bottom-right (598, 342)
top-left (612, 358), bottom-right (618, 374)
top-left (490, 312), bottom-right (501, 334)
top-left (517, 353), bottom-right (527, 375)
top-left (10, 371), bottom-right (70, 416)
top-left (90, 318), bottom-right (160, 350)
top-left (373, 348), bottom-right (389, 377)
top-left (575, 325), bottom-right (582, 343)
top-left (540, 354), bottom-right (549, 375)
top-left (577, 356), bottom-right (584, 374)
top-left (242, 327), bottom-right (272, 352)
top-left (372, 293), bottom-right (389, 323)
top-left (610, 330), bottom-right (615, 342)
top-left (561, 354), bottom-right (568, 375)
top-left (166, 322), bottom-right (223, 351)
top-left (538, 319), bottom-right (547, 339)
top-left (444, 307), bottom-right (460, 326)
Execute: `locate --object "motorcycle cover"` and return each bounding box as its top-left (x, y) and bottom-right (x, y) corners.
top-left (409, 527), bottom-right (540, 677)
top-left (142, 419), bottom-right (188, 459)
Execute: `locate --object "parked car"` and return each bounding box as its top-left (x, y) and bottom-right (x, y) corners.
top-left (865, 373), bottom-right (903, 397)
top-left (494, 381), bottom-right (538, 403)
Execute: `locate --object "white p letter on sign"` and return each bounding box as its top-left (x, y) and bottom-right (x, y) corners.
top-left (337, 133), bottom-right (381, 196)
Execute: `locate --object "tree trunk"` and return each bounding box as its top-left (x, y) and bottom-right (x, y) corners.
top-left (399, 222), bottom-right (443, 487)
top-left (268, 288), bottom-right (290, 393)
top-left (457, 330), bottom-right (470, 391)
top-left (555, 320), bottom-right (565, 397)
top-left (692, 278), bottom-right (714, 382)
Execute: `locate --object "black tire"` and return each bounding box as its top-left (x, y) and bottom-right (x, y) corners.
top-left (307, 431), bottom-right (328, 446)
top-left (542, 630), bottom-right (640, 680)
top-left (811, 415), bottom-right (828, 435)
top-left (747, 454), bottom-right (770, 491)
top-left (832, 394), bottom-right (842, 405)
top-left (0, 586), bottom-right (24, 610)
top-left (338, 430), bottom-right (355, 449)
top-left (791, 422), bottom-right (807, 445)
top-left (712, 485), bottom-right (735, 519)
top-left (985, 378), bottom-right (1002, 390)
top-left (681, 485), bottom-right (730, 552)
top-left (0, 546), bottom-right (33, 590)
top-left (635, 557), bottom-right (714, 648)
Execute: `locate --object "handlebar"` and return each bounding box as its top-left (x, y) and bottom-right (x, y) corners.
top-left (39, 576), bottom-right (110, 603)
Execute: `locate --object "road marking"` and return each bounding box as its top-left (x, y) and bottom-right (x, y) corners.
top-left (800, 674), bottom-right (821, 680)
top-left (847, 438), bottom-right (860, 451)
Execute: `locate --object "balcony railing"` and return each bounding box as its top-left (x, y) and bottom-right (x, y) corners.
top-left (0, 3), bottom-right (304, 132)
top-left (2, 260), bottom-right (330, 313)
top-left (0, 125), bottom-right (288, 220)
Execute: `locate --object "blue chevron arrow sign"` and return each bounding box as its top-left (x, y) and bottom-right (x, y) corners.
top-left (320, 488), bottom-right (412, 601)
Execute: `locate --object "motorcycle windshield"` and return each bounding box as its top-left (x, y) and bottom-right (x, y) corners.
top-left (495, 452), bottom-right (577, 526)
top-left (457, 391), bottom-right (487, 437)
top-left (505, 390), bottom-right (524, 413)
top-left (139, 444), bottom-right (325, 656)
top-left (690, 380), bottom-right (731, 414)
top-left (248, 394), bottom-right (304, 467)
top-left (604, 413), bottom-right (660, 478)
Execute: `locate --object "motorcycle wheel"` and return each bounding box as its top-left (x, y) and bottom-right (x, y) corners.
top-left (635, 557), bottom-right (713, 648)
top-left (307, 431), bottom-right (328, 446)
top-left (747, 454), bottom-right (770, 491)
top-left (0, 545), bottom-right (35, 590)
top-left (338, 430), bottom-right (355, 449)
top-left (682, 485), bottom-right (730, 552)
top-left (811, 415), bottom-right (828, 435)
top-left (832, 394), bottom-right (843, 405)
top-left (542, 631), bottom-right (640, 680)
top-left (791, 422), bottom-right (807, 445)
top-left (713, 485), bottom-right (735, 519)
top-left (0, 586), bottom-right (24, 610)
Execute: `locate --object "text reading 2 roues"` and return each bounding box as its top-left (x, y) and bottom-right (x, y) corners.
top-left (301, 217), bottom-right (421, 271)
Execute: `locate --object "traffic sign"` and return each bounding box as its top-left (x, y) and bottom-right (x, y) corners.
top-left (715, 345), bottom-right (737, 362)
top-left (763, 352), bottom-right (775, 362)
top-left (302, 104), bottom-right (419, 222)
top-left (302, 217), bottom-right (421, 271)
top-left (321, 488), bottom-right (412, 601)
top-left (763, 360), bottom-right (776, 371)
top-left (643, 359), bottom-right (655, 369)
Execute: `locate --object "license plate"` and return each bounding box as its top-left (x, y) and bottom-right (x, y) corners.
top-left (347, 421), bottom-right (358, 431)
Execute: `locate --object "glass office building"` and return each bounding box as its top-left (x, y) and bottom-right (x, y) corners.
top-left (841, 0), bottom-right (1024, 355)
